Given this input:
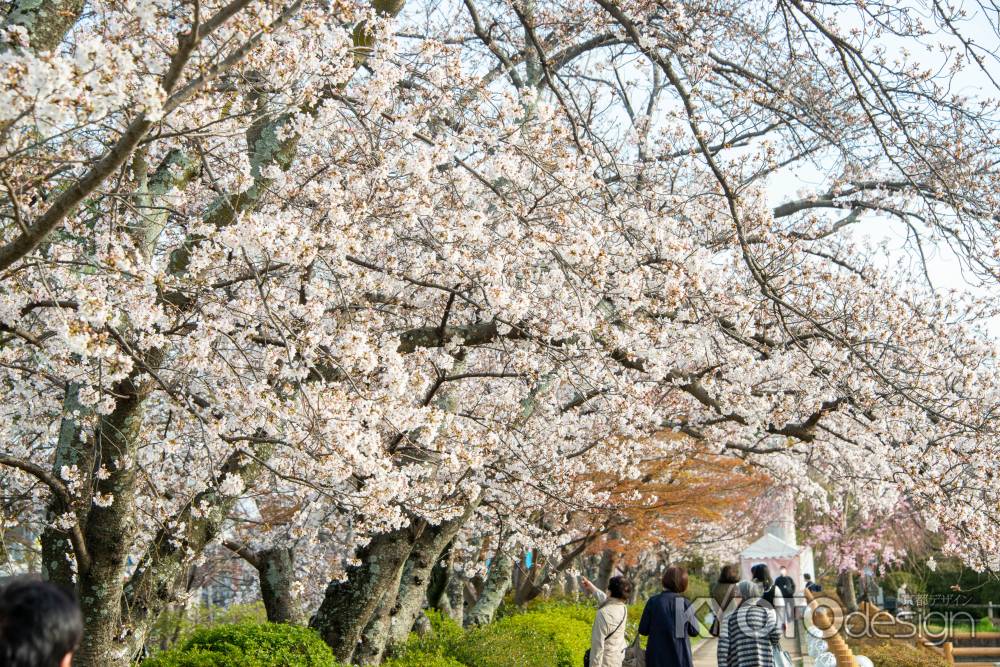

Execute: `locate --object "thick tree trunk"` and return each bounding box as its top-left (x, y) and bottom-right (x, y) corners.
top-left (837, 570), bottom-right (859, 612)
top-left (311, 524), bottom-right (422, 663)
top-left (355, 505), bottom-right (476, 664)
top-left (444, 566), bottom-right (465, 624)
top-left (75, 370), bottom-right (156, 667)
top-left (464, 552), bottom-right (513, 626)
top-left (223, 541), bottom-right (300, 624)
top-left (259, 547), bottom-right (299, 623)
top-left (595, 547), bottom-right (618, 591)
top-left (1, 0), bottom-right (86, 55)
top-left (356, 597), bottom-right (394, 666)
top-left (426, 543), bottom-right (451, 611)
top-left (384, 508), bottom-right (475, 648)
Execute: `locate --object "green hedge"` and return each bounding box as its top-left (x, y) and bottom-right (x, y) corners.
top-left (141, 599), bottom-right (661, 667)
top-left (140, 622), bottom-right (339, 667)
top-left (439, 602), bottom-right (594, 667)
top-left (526, 597), bottom-right (648, 648)
top-left (382, 611), bottom-right (466, 666)
top-left (145, 602), bottom-right (267, 654)
top-left (500, 612), bottom-right (592, 666)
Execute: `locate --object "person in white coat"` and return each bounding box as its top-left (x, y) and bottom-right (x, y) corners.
top-left (581, 575), bottom-right (632, 667)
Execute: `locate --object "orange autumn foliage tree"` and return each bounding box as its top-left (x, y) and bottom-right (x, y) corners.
top-left (582, 435), bottom-right (771, 567)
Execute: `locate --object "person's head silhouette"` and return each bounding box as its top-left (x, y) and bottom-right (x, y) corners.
top-left (0, 578), bottom-right (83, 667)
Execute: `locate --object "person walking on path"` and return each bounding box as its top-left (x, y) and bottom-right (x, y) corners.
top-left (581, 575), bottom-right (632, 667)
top-left (715, 572), bottom-right (743, 667)
top-left (726, 580), bottom-right (781, 667)
top-left (774, 567), bottom-right (796, 626)
top-left (713, 563), bottom-right (740, 612)
top-left (803, 573), bottom-right (821, 593)
top-left (638, 565), bottom-right (700, 667)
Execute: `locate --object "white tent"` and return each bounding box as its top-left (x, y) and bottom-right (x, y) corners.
top-left (739, 489), bottom-right (816, 591)
top-left (739, 532), bottom-right (815, 592)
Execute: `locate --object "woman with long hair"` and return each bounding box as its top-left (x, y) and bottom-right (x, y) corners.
top-left (750, 563), bottom-right (776, 606)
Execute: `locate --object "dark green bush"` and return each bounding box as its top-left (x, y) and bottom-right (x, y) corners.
top-left (140, 622), bottom-right (339, 667)
top-left (922, 559), bottom-right (1000, 614)
top-left (882, 572), bottom-right (926, 598)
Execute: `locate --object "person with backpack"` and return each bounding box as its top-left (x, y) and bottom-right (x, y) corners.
top-left (637, 565), bottom-right (699, 667)
top-left (803, 573), bottom-right (822, 593)
top-left (774, 567), bottom-right (796, 626)
top-left (581, 575), bottom-right (632, 667)
top-left (0, 577), bottom-right (83, 667)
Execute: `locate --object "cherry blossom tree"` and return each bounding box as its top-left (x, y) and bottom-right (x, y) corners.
top-left (2, 0), bottom-right (1000, 664)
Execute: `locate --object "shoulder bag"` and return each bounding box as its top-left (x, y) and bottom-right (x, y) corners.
top-left (710, 585), bottom-right (737, 637)
top-left (583, 606), bottom-right (626, 667)
top-left (622, 633), bottom-right (645, 667)
top-left (773, 645), bottom-right (794, 667)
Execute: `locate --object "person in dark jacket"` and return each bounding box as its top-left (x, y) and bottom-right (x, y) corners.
top-left (638, 565), bottom-right (700, 667)
top-left (774, 567), bottom-right (795, 625)
top-left (803, 573), bottom-right (822, 593)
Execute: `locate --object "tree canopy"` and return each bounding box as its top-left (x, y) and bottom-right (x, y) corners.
top-left (2, 0), bottom-right (1000, 663)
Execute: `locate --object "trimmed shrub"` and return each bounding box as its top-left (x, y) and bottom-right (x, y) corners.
top-left (145, 602), bottom-right (267, 654)
top-left (862, 641), bottom-right (946, 667)
top-left (453, 620), bottom-right (563, 667)
top-left (502, 612), bottom-right (592, 666)
top-left (450, 607), bottom-right (593, 667)
top-left (386, 610), bottom-right (465, 663)
top-left (381, 652), bottom-right (466, 667)
top-left (424, 609), bottom-right (466, 649)
top-left (524, 599), bottom-right (596, 624)
top-left (140, 622), bottom-right (339, 667)
top-left (527, 597), bottom-right (650, 649)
